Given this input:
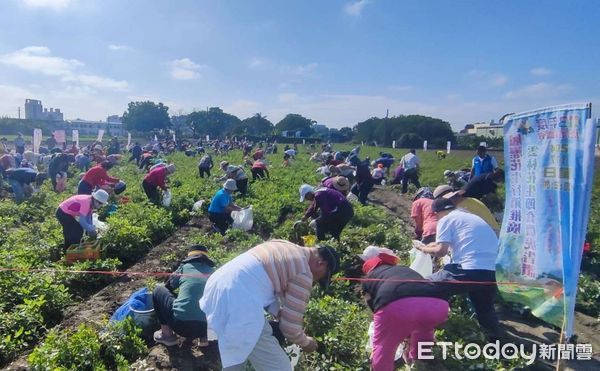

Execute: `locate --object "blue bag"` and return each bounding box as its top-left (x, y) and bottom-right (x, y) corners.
top-left (109, 287), bottom-right (151, 323)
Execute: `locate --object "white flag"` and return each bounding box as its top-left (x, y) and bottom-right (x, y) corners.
top-left (72, 130), bottom-right (79, 147)
top-left (446, 141), bottom-right (451, 154)
top-left (97, 129), bottom-right (105, 142)
top-left (479, 141), bottom-right (487, 147)
top-left (33, 128), bottom-right (42, 154)
top-left (206, 135), bottom-right (210, 141)
top-left (392, 140), bottom-right (396, 149)
top-left (127, 132), bottom-right (131, 148)
top-left (423, 140), bottom-right (428, 151)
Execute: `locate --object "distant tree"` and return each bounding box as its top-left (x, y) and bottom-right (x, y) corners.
top-left (397, 133), bottom-right (423, 148)
top-left (122, 101), bottom-right (171, 132)
top-left (275, 114), bottom-right (315, 136)
top-left (338, 127), bottom-right (355, 141)
top-left (233, 113), bottom-right (274, 137)
top-left (186, 107), bottom-right (241, 138)
top-left (354, 114), bottom-right (455, 148)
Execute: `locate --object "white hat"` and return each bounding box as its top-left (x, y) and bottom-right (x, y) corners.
top-left (165, 164), bottom-right (176, 174)
top-left (92, 189), bottom-right (109, 205)
top-left (359, 245), bottom-right (398, 261)
top-left (299, 184), bottom-right (314, 202)
top-left (223, 179), bottom-right (237, 191)
top-left (443, 170), bottom-right (452, 177)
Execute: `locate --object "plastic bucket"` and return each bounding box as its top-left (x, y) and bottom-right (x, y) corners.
top-left (130, 293), bottom-right (159, 338)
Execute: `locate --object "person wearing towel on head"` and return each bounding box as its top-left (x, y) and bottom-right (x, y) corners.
top-left (299, 184), bottom-right (354, 241)
top-left (349, 247), bottom-right (449, 369)
top-left (152, 245), bottom-right (215, 347)
top-left (208, 179), bottom-right (242, 235)
top-left (55, 190), bottom-right (109, 249)
top-left (142, 163), bottom-right (176, 205)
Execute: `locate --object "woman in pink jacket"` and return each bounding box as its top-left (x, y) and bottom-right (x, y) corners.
top-left (55, 190), bottom-right (109, 248)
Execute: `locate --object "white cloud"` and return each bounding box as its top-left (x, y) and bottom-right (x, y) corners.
top-left (0, 46), bottom-right (83, 76)
top-left (467, 69), bottom-right (508, 87)
top-left (530, 67), bottom-right (552, 76)
top-left (249, 58), bottom-right (266, 68)
top-left (0, 46), bottom-right (128, 92)
top-left (286, 62), bottom-right (318, 77)
top-left (63, 74), bottom-right (128, 91)
top-left (489, 74), bottom-right (508, 87)
top-left (388, 85), bottom-right (413, 92)
top-left (108, 44), bottom-right (134, 52)
top-left (170, 58), bottom-right (205, 80)
top-left (278, 93), bottom-right (298, 103)
top-left (20, 0), bottom-right (72, 10)
top-left (224, 100), bottom-right (260, 119)
top-left (344, 0), bottom-right (371, 17)
top-left (504, 83), bottom-right (572, 99)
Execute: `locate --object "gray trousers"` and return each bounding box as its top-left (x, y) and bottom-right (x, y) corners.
top-left (223, 320), bottom-right (292, 371)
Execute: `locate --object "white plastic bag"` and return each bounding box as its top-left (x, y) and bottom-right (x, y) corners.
top-left (162, 190), bottom-right (172, 207)
top-left (92, 213), bottom-right (108, 235)
top-left (191, 200), bottom-right (204, 214)
top-left (366, 321), bottom-right (404, 361)
top-left (285, 344), bottom-right (302, 369)
top-left (231, 206), bottom-right (253, 231)
top-left (409, 240), bottom-right (433, 277)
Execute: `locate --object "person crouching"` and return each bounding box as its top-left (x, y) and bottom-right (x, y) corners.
top-left (55, 190), bottom-right (109, 249)
top-left (299, 184), bottom-right (354, 241)
top-left (153, 245), bottom-right (215, 346)
top-left (208, 179), bottom-right (242, 235)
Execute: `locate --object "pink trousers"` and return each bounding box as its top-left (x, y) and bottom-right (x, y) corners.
top-left (371, 297), bottom-right (449, 371)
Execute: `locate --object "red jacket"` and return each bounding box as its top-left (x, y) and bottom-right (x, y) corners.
top-left (144, 166), bottom-right (168, 190)
top-left (82, 165), bottom-right (119, 187)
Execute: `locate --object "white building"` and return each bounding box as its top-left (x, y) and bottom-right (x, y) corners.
top-left (66, 119), bottom-right (124, 137)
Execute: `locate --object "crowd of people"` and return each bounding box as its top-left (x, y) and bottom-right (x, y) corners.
top-left (0, 133), bottom-right (508, 370)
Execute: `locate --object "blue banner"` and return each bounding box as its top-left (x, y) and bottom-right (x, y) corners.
top-left (496, 103), bottom-right (595, 337)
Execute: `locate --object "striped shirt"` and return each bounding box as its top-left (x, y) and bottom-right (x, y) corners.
top-left (250, 240), bottom-right (313, 347)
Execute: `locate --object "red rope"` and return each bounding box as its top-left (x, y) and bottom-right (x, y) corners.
top-left (0, 267), bottom-right (550, 287)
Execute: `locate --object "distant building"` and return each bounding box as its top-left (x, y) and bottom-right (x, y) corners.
top-left (66, 119), bottom-right (124, 137)
top-left (106, 115), bottom-right (122, 123)
top-left (458, 121), bottom-right (503, 139)
top-left (24, 99), bottom-right (63, 121)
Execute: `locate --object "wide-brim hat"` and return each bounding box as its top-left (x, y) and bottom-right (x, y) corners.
top-left (433, 184), bottom-right (453, 199)
top-left (332, 176), bottom-right (350, 192)
top-left (182, 245), bottom-right (215, 266)
top-left (224, 179), bottom-right (237, 191)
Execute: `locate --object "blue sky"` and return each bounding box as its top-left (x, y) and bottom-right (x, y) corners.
top-left (0, 0), bottom-right (599, 129)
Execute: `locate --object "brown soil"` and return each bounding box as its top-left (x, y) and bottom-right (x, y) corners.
top-left (367, 186), bottom-right (600, 371)
top-left (5, 217), bottom-right (222, 371)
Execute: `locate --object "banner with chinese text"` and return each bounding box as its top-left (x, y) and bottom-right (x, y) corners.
top-left (496, 103), bottom-right (595, 337)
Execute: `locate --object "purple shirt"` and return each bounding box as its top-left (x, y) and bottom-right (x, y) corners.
top-left (304, 188), bottom-right (347, 218)
top-left (322, 177), bottom-right (335, 189)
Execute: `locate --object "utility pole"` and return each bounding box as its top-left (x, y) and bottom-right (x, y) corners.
top-left (17, 107), bottom-right (21, 119)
